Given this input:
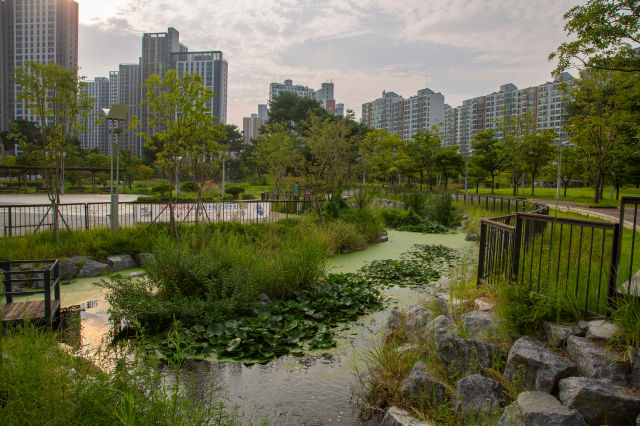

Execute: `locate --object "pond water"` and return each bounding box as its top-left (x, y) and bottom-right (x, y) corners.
top-left (11, 230), bottom-right (477, 425)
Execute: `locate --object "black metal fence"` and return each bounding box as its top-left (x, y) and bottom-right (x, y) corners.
top-left (0, 200), bottom-right (305, 237)
top-left (477, 199), bottom-right (638, 317)
top-left (452, 192), bottom-right (531, 214)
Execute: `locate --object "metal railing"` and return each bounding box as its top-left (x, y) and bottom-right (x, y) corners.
top-left (1, 260), bottom-right (61, 322)
top-left (453, 192), bottom-right (530, 214)
top-left (0, 200), bottom-right (307, 237)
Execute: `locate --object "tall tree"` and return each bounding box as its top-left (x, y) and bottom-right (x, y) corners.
top-left (470, 129), bottom-right (502, 194)
top-left (550, 0), bottom-right (640, 74)
top-left (521, 130), bottom-right (557, 196)
top-left (305, 115), bottom-right (351, 196)
top-left (135, 70), bottom-right (217, 240)
top-left (13, 62), bottom-right (92, 246)
top-left (404, 129), bottom-right (441, 190)
top-left (434, 145), bottom-right (464, 188)
top-left (495, 110), bottom-right (535, 196)
top-left (267, 92), bottom-right (329, 131)
top-left (559, 145), bottom-right (586, 197)
top-left (255, 123), bottom-right (302, 193)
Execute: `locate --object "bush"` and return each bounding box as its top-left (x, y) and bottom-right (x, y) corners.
top-left (225, 186), bottom-right (245, 199)
top-left (401, 191), bottom-right (429, 217)
top-left (379, 208), bottom-right (422, 228)
top-left (425, 191), bottom-right (461, 227)
top-left (151, 183), bottom-right (170, 196)
top-left (240, 192), bottom-right (258, 200)
top-left (180, 181), bottom-right (198, 192)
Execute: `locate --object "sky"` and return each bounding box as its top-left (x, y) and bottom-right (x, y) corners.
top-left (76, 0), bottom-right (580, 127)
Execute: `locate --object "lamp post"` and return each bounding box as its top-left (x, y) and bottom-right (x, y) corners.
top-left (102, 105), bottom-right (131, 233)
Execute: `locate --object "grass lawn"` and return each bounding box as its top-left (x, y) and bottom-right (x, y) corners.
top-left (472, 186), bottom-right (640, 207)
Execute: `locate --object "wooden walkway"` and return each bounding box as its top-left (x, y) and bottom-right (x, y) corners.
top-left (1, 300), bottom-right (60, 322)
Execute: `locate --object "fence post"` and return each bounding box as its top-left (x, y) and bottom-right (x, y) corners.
top-left (7, 206), bottom-right (12, 237)
top-left (84, 204), bottom-right (89, 231)
top-left (1, 261), bottom-right (12, 303)
top-left (608, 223), bottom-right (621, 311)
top-left (44, 267), bottom-right (51, 321)
top-left (511, 213), bottom-right (523, 281)
top-left (477, 221), bottom-right (487, 286)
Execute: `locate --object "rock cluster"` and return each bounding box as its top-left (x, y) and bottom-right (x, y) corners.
top-left (379, 296), bottom-right (640, 426)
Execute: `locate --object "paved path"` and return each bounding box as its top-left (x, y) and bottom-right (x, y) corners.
top-left (0, 193), bottom-right (142, 206)
top-left (530, 198), bottom-right (640, 231)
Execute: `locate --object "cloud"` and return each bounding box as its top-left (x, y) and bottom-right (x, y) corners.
top-left (77, 0), bottom-right (577, 126)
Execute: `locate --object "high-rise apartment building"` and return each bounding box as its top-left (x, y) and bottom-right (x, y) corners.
top-left (116, 63), bottom-right (141, 156)
top-left (80, 77), bottom-right (110, 153)
top-left (257, 104), bottom-right (268, 122)
top-left (443, 73), bottom-right (574, 153)
top-left (270, 79), bottom-right (314, 101)
top-left (361, 88), bottom-right (445, 140)
top-left (0, 0), bottom-right (78, 130)
top-left (173, 51), bottom-right (228, 124)
top-left (242, 113), bottom-right (263, 144)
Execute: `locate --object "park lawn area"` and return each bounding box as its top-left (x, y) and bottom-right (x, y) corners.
top-left (473, 186), bottom-right (640, 207)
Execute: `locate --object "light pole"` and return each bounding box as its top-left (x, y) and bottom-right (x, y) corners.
top-left (173, 156), bottom-right (183, 198)
top-left (102, 105), bottom-right (131, 233)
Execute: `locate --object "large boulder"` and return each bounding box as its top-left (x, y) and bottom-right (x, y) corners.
top-left (586, 320), bottom-right (620, 342)
top-left (134, 252), bottom-right (155, 267)
top-left (106, 254), bottom-right (138, 272)
top-left (424, 315), bottom-right (455, 338)
top-left (435, 292), bottom-right (464, 317)
top-left (544, 322), bottom-right (584, 347)
top-left (434, 328), bottom-right (501, 376)
top-left (474, 297), bottom-right (495, 312)
top-left (58, 259), bottom-right (78, 279)
top-left (566, 336), bottom-right (629, 383)
top-left (516, 391), bottom-right (586, 426)
top-left (504, 336), bottom-right (575, 393)
top-left (452, 374), bottom-right (505, 421)
top-left (67, 255), bottom-right (89, 266)
top-left (497, 402), bottom-right (526, 426)
top-left (77, 260), bottom-right (113, 278)
top-left (380, 406), bottom-right (434, 426)
top-left (559, 376), bottom-right (640, 426)
top-left (460, 310), bottom-right (500, 340)
top-left (387, 305), bottom-right (432, 339)
top-left (399, 362), bottom-right (447, 406)
top-left (631, 353), bottom-right (640, 389)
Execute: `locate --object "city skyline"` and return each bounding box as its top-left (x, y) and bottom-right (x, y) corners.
top-left (75, 0), bottom-right (578, 127)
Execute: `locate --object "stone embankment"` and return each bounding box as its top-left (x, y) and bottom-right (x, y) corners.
top-left (377, 294), bottom-right (640, 426)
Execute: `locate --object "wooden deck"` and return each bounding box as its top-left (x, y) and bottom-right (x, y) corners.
top-left (1, 299), bottom-right (60, 322)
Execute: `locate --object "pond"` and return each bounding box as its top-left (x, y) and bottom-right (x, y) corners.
top-left (14, 230), bottom-right (477, 425)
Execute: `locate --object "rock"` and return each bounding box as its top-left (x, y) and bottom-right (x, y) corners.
top-left (586, 319), bottom-right (620, 342)
top-left (387, 309), bottom-right (403, 331)
top-left (460, 310), bottom-right (500, 340)
top-left (465, 233), bottom-right (479, 242)
top-left (387, 305), bottom-right (432, 339)
top-left (559, 376), bottom-right (640, 426)
top-left (637, 413), bottom-right (640, 426)
top-left (631, 354), bottom-right (640, 389)
top-left (399, 362), bottom-right (447, 406)
top-left (434, 328), bottom-right (501, 376)
top-left (77, 260), bottom-right (113, 278)
top-left (380, 406), bottom-right (434, 426)
top-left (504, 336), bottom-right (576, 393)
top-left (424, 315), bottom-right (455, 338)
top-left (18, 262), bottom-right (35, 271)
top-left (517, 391), bottom-right (586, 426)
top-left (435, 292), bottom-right (464, 317)
top-left (566, 336), bottom-right (629, 383)
top-left (106, 254), bottom-right (137, 272)
top-left (259, 293), bottom-right (272, 305)
top-left (58, 259), bottom-right (78, 279)
top-left (134, 252), bottom-right (155, 267)
top-left (67, 255), bottom-right (89, 266)
top-left (497, 402), bottom-right (525, 426)
top-left (452, 374), bottom-right (505, 421)
top-left (129, 271), bottom-right (146, 278)
top-left (377, 231), bottom-right (389, 243)
top-left (544, 322), bottom-right (584, 347)
top-left (474, 297), bottom-right (495, 312)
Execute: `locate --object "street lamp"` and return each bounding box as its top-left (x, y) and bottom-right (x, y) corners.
top-left (102, 105), bottom-right (131, 233)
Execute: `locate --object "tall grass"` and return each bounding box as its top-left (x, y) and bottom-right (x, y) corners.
top-left (0, 324), bottom-right (238, 425)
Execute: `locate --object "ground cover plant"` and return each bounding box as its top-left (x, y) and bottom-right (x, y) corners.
top-left (0, 324), bottom-right (239, 425)
top-left (473, 186), bottom-right (640, 208)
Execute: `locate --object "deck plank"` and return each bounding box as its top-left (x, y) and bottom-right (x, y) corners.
top-left (1, 300), bottom-right (59, 321)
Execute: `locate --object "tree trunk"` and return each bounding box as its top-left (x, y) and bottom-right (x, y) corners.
top-left (169, 185), bottom-right (179, 242)
top-left (564, 181), bottom-right (568, 198)
top-left (476, 182), bottom-right (479, 193)
top-left (531, 173), bottom-right (535, 196)
top-left (491, 174), bottom-right (495, 194)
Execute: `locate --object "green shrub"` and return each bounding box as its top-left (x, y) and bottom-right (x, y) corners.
top-left (180, 181), bottom-right (198, 192)
top-left (240, 192), bottom-right (258, 200)
top-left (225, 186), bottom-right (245, 199)
top-left (425, 191), bottom-right (460, 227)
top-left (151, 183), bottom-right (171, 196)
top-left (380, 208), bottom-right (422, 228)
top-left (402, 191), bottom-right (429, 217)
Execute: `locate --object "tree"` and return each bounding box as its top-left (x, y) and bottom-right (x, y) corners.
top-left (135, 70), bottom-right (217, 240)
top-left (550, 0), bottom-right (640, 74)
top-left (495, 111), bottom-right (535, 196)
top-left (404, 129), bottom-right (441, 190)
top-left (470, 129), bottom-right (502, 193)
top-left (267, 92), bottom-right (329, 131)
top-left (559, 146), bottom-right (586, 197)
top-left (434, 145), bottom-right (464, 188)
top-left (305, 115), bottom-right (351, 196)
top-left (566, 69), bottom-right (637, 203)
top-left (522, 130), bottom-right (556, 196)
top-left (13, 62), bottom-right (92, 246)
top-left (359, 128), bottom-right (387, 187)
top-left (255, 124), bottom-right (302, 193)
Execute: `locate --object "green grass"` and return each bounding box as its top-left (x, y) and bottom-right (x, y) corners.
top-left (473, 186), bottom-right (640, 207)
top-left (0, 324), bottom-right (239, 425)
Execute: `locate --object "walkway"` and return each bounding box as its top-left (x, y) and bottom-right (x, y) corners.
top-left (0, 193), bottom-right (142, 206)
top-left (530, 198), bottom-right (640, 231)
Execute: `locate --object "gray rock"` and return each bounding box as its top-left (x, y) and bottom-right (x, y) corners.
top-left (474, 297), bottom-right (495, 312)
top-left (377, 231), bottom-right (389, 243)
top-left (259, 293), bottom-right (273, 305)
top-left (435, 292), bottom-right (464, 317)
top-left (67, 255), bottom-right (89, 266)
top-left (387, 309), bottom-right (403, 331)
top-left (129, 271), bottom-right (146, 278)
top-left (517, 391), bottom-right (586, 426)
top-left (631, 353), bottom-right (640, 389)
top-left (566, 336), bottom-right (629, 383)
top-left (460, 310), bottom-right (500, 340)
top-left (77, 260), bottom-right (113, 278)
top-left (586, 319), bottom-right (620, 342)
top-left (577, 321), bottom-right (589, 333)
top-left (18, 262), bottom-right (35, 271)
top-left (380, 406), bottom-right (434, 426)
top-left (399, 362), bottom-right (447, 406)
top-left (424, 315), bottom-right (455, 338)
top-left (465, 233), bottom-right (479, 242)
top-left (434, 328), bottom-right (501, 376)
top-left (545, 322), bottom-right (584, 347)
top-left (559, 376), bottom-right (640, 426)
top-left (452, 374), bottom-right (505, 421)
top-left (386, 305), bottom-right (432, 339)
top-left (134, 252), bottom-right (155, 267)
top-left (504, 336), bottom-right (576, 393)
top-left (497, 402), bottom-right (526, 426)
top-left (58, 259), bottom-right (78, 279)
top-left (106, 254), bottom-right (137, 272)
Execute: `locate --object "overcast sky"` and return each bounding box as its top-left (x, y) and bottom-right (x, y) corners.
top-left (76, 0), bottom-right (580, 127)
